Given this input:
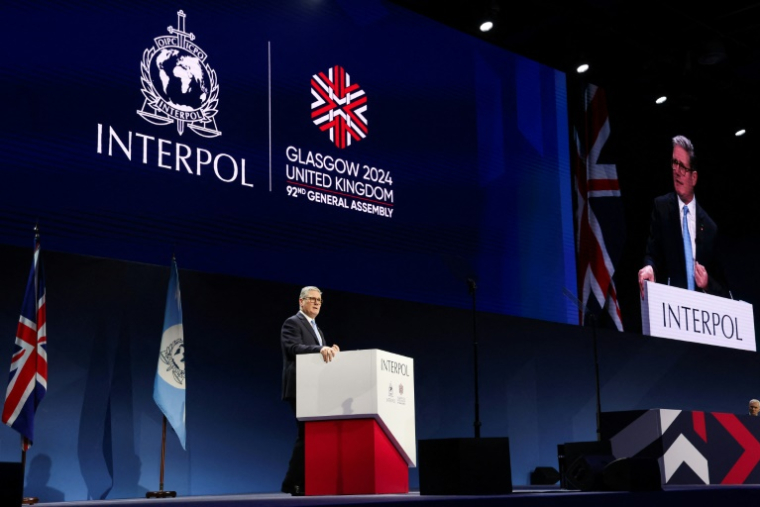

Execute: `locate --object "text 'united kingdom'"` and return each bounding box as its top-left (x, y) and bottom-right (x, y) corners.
top-left (284, 146), bottom-right (394, 218)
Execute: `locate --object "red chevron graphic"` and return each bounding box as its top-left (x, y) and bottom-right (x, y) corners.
top-left (693, 411), bottom-right (707, 442)
top-left (713, 412), bottom-right (760, 484)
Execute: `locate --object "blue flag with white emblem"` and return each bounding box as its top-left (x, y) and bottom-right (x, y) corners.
top-left (153, 257), bottom-right (186, 449)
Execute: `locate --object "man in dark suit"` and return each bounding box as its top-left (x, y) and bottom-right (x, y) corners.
top-left (638, 135), bottom-right (725, 298)
top-left (280, 286), bottom-right (340, 496)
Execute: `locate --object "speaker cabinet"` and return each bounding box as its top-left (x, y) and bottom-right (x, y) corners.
top-left (530, 466), bottom-right (560, 485)
top-left (0, 462), bottom-right (23, 506)
top-left (603, 457), bottom-right (662, 491)
top-left (565, 454), bottom-right (615, 491)
top-left (558, 440), bottom-right (613, 490)
top-left (418, 438), bottom-right (512, 495)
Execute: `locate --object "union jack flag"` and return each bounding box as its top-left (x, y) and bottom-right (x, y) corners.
top-left (573, 83), bottom-right (624, 331)
top-left (311, 65), bottom-right (368, 149)
top-left (2, 234), bottom-right (47, 450)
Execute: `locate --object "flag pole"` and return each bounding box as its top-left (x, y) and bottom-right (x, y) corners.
top-left (18, 224), bottom-right (42, 506)
top-left (21, 438), bottom-right (39, 505)
top-left (24, 223), bottom-right (39, 505)
top-left (147, 255), bottom-right (184, 498)
top-left (146, 416), bottom-right (176, 498)
top-left (160, 416), bottom-right (167, 490)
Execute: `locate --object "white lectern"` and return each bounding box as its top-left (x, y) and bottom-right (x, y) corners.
top-left (296, 349), bottom-right (415, 495)
top-left (641, 281), bottom-right (755, 351)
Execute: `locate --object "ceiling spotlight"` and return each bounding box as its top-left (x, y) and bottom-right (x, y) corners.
top-left (479, 21), bottom-right (493, 32)
top-left (576, 63), bottom-right (589, 74)
top-left (735, 129), bottom-right (746, 137)
top-left (656, 96), bottom-right (667, 104)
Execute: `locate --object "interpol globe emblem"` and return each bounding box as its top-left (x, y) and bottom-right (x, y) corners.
top-left (150, 48), bottom-right (210, 110)
top-left (160, 337), bottom-right (186, 386)
top-left (137, 10), bottom-right (221, 138)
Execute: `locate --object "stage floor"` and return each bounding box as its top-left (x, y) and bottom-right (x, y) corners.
top-left (34, 485), bottom-right (760, 507)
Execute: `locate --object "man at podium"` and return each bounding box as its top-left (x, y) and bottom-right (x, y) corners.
top-left (280, 286), bottom-right (340, 496)
top-left (638, 135), bottom-right (725, 298)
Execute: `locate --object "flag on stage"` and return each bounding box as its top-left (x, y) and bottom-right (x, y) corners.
top-left (2, 234), bottom-right (47, 450)
top-left (154, 257), bottom-right (186, 449)
top-left (573, 83), bottom-right (625, 331)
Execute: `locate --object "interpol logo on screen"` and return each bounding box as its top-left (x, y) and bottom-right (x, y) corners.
top-left (97, 10), bottom-right (254, 189)
top-left (137, 10), bottom-right (221, 138)
top-left (310, 65), bottom-right (367, 149)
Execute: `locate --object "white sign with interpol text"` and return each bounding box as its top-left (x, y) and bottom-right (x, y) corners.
top-left (641, 281), bottom-right (755, 352)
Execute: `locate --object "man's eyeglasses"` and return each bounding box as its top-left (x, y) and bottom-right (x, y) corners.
top-left (671, 158), bottom-right (693, 174)
top-left (302, 297), bottom-right (323, 304)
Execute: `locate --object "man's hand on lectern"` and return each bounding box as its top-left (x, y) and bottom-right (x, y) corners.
top-left (320, 344), bottom-right (340, 363)
top-left (695, 261), bottom-right (709, 291)
top-left (638, 265), bottom-right (655, 299)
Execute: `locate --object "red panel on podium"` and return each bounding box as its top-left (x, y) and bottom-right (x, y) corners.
top-left (305, 419), bottom-right (409, 495)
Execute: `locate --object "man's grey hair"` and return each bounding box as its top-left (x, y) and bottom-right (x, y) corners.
top-left (672, 135), bottom-right (696, 170)
top-left (750, 399), bottom-right (759, 405)
top-left (299, 286), bottom-right (322, 299)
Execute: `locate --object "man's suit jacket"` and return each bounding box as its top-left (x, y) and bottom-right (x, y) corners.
top-left (281, 312), bottom-right (326, 401)
top-left (643, 192), bottom-right (725, 296)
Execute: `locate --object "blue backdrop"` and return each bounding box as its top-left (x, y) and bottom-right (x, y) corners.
top-left (0, 0), bottom-right (575, 323)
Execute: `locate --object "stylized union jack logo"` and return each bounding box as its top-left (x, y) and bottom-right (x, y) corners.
top-left (311, 65), bottom-right (368, 149)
